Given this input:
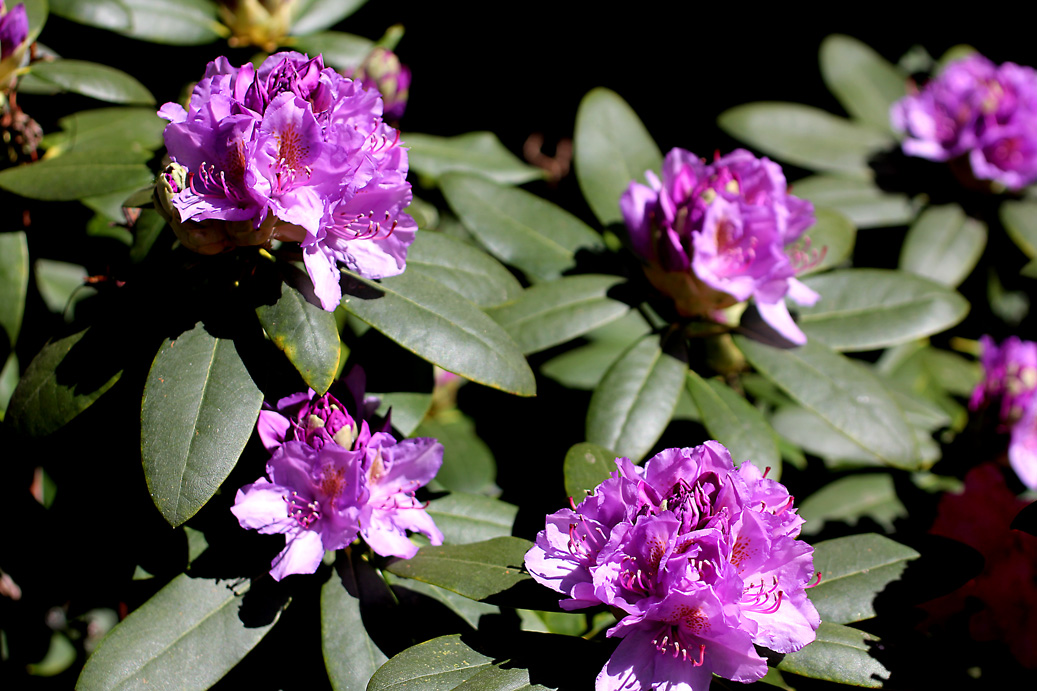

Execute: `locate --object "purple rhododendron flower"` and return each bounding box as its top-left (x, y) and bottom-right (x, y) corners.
top-left (620, 148), bottom-right (820, 345)
top-left (525, 442), bottom-right (820, 691)
top-left (891, 54), bottom-right (1037, 190)
top-left (0, 2), bottom-right (28, 61)
top-left (159, 51), bottom-right (417, 309)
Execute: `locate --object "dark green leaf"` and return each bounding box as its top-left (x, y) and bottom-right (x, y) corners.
top-left (440, 172), bottom-right (604, 281)
top-left (771, 404), bottom-right (882, 466)
top-left (47, 107), bottom-right (166, 154)
top-left (488, 275), bottom-right (628, 355)
top-left (718, 103), bottom-right (892, 176)
top-left (27, 59), bottom-right (154, 104)
top-left (736, 337), bottom-right (918, 468)
top-left (0, 150), bottom-right (154, 201)
top-left (563, 442), bottom-right (617, 501)
top-left (820, 34), bottom-right (907, 132)
top-left (794, 208), bottom-right (856, 277)
top-left (256, 280), bottom-right (340, 394)
top-left (799, 269), bottom-right (969, 351)
top-left (791, 174), bottom-right (916, 229)
top-left (586, 336), bottom-right (686, 462)
top-left (374, 391), bottom-right (432, 438)
top-left (321, 551), bottom-right (389, 691)
top-left (426, 493), bottom-right (518, 544)
top-left (51, 0), bottom-right (224, 45)
top-left (1000, 199), bottom-right (1037, 259)
top-left (406, 231), bottom-right (523, 308)
top-left (384, 536), bottom-right (533, 601)
top-left (340, 270), bottom-right (535, 396)
top-left (0, 353), bottom-right (18, 414)
top-left (23, 0), bottom-right (48, 42)
top-left (685, 371), bottom-right (781, 479)
top-left (800, 474), bottom-right (907, 535)
top-left (418, 413), bottom-right (498, 496)
top-left (0, 231), bottom-right (28, 352)
top-left (383, 575), bottom-right (500, 631)
top-left (290, 30), bottom-right (373, 71)
top-left (540, 311), bottom-right (650, 390)
top-left (141, 322), bottom-right (263, 527)
top-left (809, 534), bottom-right (919, 624)
top-left (900, 204), bottom-right (986, 287)
top-left (48, 0), bottom-right (130, 31)
top-left (289, 0), bottom-right (367, 35)
top-left (367, 634), bottom-right (494, 691)
top-left (777, 622), bottom-right (889, 687)
top-left (574, 87), bottom-right (662, 226)
top-left (406, 132), bottom-right (543, 186)
top-left (76, 574), bottom-right (286, 690)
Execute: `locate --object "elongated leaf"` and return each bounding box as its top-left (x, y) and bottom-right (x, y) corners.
top-left (368, 634), bottom-right (494, 691)
top-left (321, 552), bottom-right (390, 691)
top-left (563, 442), bottom-right (617, 501)
top-left (141, 322), bottom-right (263, 527)
top-left (291, 31), bottom-right (373, 71)
top-left (718, 103), bottom-right (892, 176)
top-left (820, 35), bottom-right (907, 132)
top-left (0, 353), bottom-right (18, 414)
top-left (49, 0), bottom-right (130, 30)
top-left (800, 473), bottom-right (908, 531)
top-left (384, 536), bottom-right (533, 602)
top-left (0, 150), bottom-right (154, 200)
top-left (685, 371), bottom-right (781, 478)
top-left (777, 622), bottom-right (889, 687)
top-left (52, 0), bottom-right (224, 45)
top-left (384, 575), bottom-right (500, 631)
top-left (441, 173), bottom-right (604, 281)
top-left (771, 404), bottom-right (882, 466)
top-left (426, 493), bottom-right (518, 545)
top-left (574, 87), bottom-right (663, 226)
top-left (0, 231), bottom-right (28, 352)
top-left (406, 231), bottom-right (523, 308)
top-left (28, 59), bottom-right (154, 104)
top-left (76, 574), bottom-right (286, 690)
top-left (791, 174), bottom-right (916, 229)
top-left (406, 132), bottom-right (543, 186)
top-left (374, 391), bottom-right (432, 438)
top-left (900, 204), bottom-right (986, 287)
top-left (256, 281), bottom-right (340, 394)
top-left (541, 311), bottom-right (651, 390)
top-left (340, 270), bottom-right (535, 396)
top-left (794, 208), bottom-right (856, 277)
top-left (417, 413), bottom-right (498, 496)
top-left (47, 107), bottom-right (166, 155)
top-left (809, 534), bottom-right (919, 624)
top-left (1000, 199), bottom-right (1037, 259)
top-left (798, 269), bottom-right (969, 351)
top-left (290, 0), bottom-right (367, 35)
top-left (488, 275), bottom-right (628, 354)
top-left (736, 337), bottom-right (918, 467)
top-left (586, 336), bottom-right (686, 462)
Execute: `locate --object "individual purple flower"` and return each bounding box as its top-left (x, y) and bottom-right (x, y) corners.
top-left (891, 54), bottom-right (1037, 190)
top-left (525, 442), bottom-right (820, 691)
top-left (158, 51), bottom-right (417, 309)
top-left (620, 148), bottom-right (820, 345)
top-left (0, 2), bottom-right (28, 62)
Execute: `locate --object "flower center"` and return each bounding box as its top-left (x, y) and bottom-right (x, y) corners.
top-left (284, 491), bottom-right (320, 529)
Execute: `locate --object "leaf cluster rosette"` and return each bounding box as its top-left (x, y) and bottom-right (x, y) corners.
top-left (525, 441), bottom-right (820, 691)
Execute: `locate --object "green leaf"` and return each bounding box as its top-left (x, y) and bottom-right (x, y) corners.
top-left (0, 353), bottom-right (19, 415)
top-left (736, 337), bottom-right (918, 468)
top-left (718, 103), bottom-right (892, 176)
top-left (321, 551), bottom-right (390, 691)
top-left (586, 336), bottom-right (686, 462)
top-left (47, 107), bottom-right (166, 155)
top-left (384, 536), bottom-right (533, 602)
top-left (809, 534), bottom-right (920, 624)
top-left (426, 493), bottom-right (518, 545)
top-left (685, 371), bottom-right (781, 479)
top-left (289, 0), bottom-right (367, 35)
top-left (340, 270), bottom-right (535, 396)
top-left (800, 474), bottom-right (907, 535)
top-left (771, 404), bottom-right (882, 466)
top-left (34, 259), bottom-right (95, 319)
top-left (440, 172), bottom-right (604, 282)
top-left (27, 59), bottom-right (154, 104)
top-left (0, 231), bottom-right (28, 352)
top-left (141, 322), bottom-right (263, 527)
top-left (777, 622), bottom-right (889, 687)
top-left (794, 208), bottom-right (856, 277)
top-left (374, 391), bottom-right (432, 438)
top-left (791, 174), bottom-right (916, 229)
top-left (6, 328), bottom-right (122, 437)
top-left (406, 132), bottom-right (543, 186)
top-left (256, 280), bottom-right (340, 395)
top-left (290, 30), bottom-right (373, 71)
top-left (1000, 199), bottom-right (1037, 259)
top-left (0, 150), bottom-right (154, 201)
top-left (574, 87), bottom-right (662, 226)
top-left (367, 634), bottom-right (494, 691)
top-left (798, 269), bottom-right (969, 351)
top-left (406, 231), bottom-right (523, 308)
top-left (820, 34), bottom-right (907, 132)
top-left (563, 442), bottom-right (617, 501)
top-left (488, 275), bottom-right (628, 355)
top-left (76, 574), bottom-right (286, 690)
top-left (23, 0), bottom-right (48, 44)
top-left (540, 310), bottom-right (651, 390)
top-left (384, 575), bottom-right (500, 631)
top-left (51, 0), bottom-right (224, 45)
top-left (417, 413), bottom-right (498, 496)
top-left (900, 204), bottom-right (986, 287)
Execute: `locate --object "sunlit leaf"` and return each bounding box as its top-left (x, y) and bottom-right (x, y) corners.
top-left (417, 412), bottom-right (498, 496)
top-left (900, 204), bottom-right (986, 287)
top-left (820, 34), bottom-right (907, 132)
top-left (791, 174), bottom-right (917, 229)
top-left (0, 231), bottom-right (28, 353)
top-left (563, 442), bottom-right (617, 501)
top-left (777, 622), bottom-right (889, 687)
top-left (800, 474), bottom-right (907, 535)
top-left (426, 493), bottom-right (518, 544)
top-left (27, 59), bottom-right (154, 104)
top-left (290, 30), bottom-right (373, 71)
top-left (406, 132), bottom-right (543, 186)
top-left (794, 208), bottom-right (856, 277)
top-left (384, 536), bottom-right (533, 602)
top-left (289, 0), bottom-right (367, 35)
top-left (256, 280), bottom-right (340, 395)
top-left (405, 230), bottom-right (523, 308)
top-left (51, 0), bottom-right (225, 45)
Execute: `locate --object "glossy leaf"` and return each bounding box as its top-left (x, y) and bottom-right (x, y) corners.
top-left (440, 172), bottom-right (604, 281)
top-left (256, 280), bottom-right (340, 395)
top-left (794, 208), bottom-right (856, 277)
top-left (777, 622), bottom-right (889, 687)
top-left (540, 310), bottom-right (650, 390)
top-left (791, 174), bottom-right (916, 228)
top-left (820, 34), bottom-right (907, 132)
top-left (900, 204), bottom-right (986, 287)
top-left (374, 391), bottom-right (432, 438)
top-left (574, 87), bottom-right (662, 226)
top-left (586, 336), bottom-right (686, 462)
top-left (406, 132), bottom-right (543, 186)
top-left (0, 353), bottom-right (18, 414)
top-left (488, 275), bottom-right (628, 354)
top-left (426, 493), bottom-right (518, 545)
top-left (736, 337), bottom-right (918, 468)
top-left (417, 413), bottom-right (498, 496)
top-left (51, 0), bottom-right (225, 45)
top-left (27, 59), bottom-right (154, 104)
top-left (405, 230), bottom-right (523, 308)
top-left (809, 534), bottom-right (920, 624)
top-left (340, 270), bottom-right (535, 396)
top-left (798, 269), bottom-right (969, 351)
top-left (0, 231), bottom-right (28, 352)
top-left (1000, 199), bottom-right (1037, 259)
top-left (290, 30), bottom-right (373, 71)
top-left (321, 551), bottom-right (390, 691)
top-left (141, 322), bottom-right (263, 527)
top-left (289, 0), bottom-right (367, 35)
top-left (800, 473), bottom-right (907, 535)
top-left (771, 404), bottom-right (882, 466)
top-left (76, 574), bottom-right (286, 690)
top-left (685, 371), bottom-right (781, 479)
top-left (384, 536), bottom-right (533, 601)
top-left (0, 149), bottom-right (154, 201)
top-left (718, 103), bottom-right (892, 176)
top-left (46, 107), bottom-right (166, 155)
top-left (367, 635), bottom-right (494, 691)
top-left (563, 442), bottom-right (617, 501)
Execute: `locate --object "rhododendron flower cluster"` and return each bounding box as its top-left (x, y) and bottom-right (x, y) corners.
top-left (621, 148), bottom-right (820, 345)
top-left (525, 442), bottom-right (820, 691)
top-left (158, 51), bottom-right (416, 309)
top-left (232, 371), bottom-right (443, 580)
top-left (891, 54), bottom-right (1037, 190)
top-left (970, 335), bottom-right (1037, 489)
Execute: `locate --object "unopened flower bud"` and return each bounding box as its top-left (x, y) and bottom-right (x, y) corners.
top-left (352, 47), bottom-right (410, 121)
top-left (218, 0), bottom-right (298, 52)
top-left (0, 2), bottom-right (30, 89)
